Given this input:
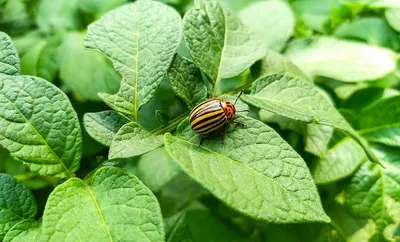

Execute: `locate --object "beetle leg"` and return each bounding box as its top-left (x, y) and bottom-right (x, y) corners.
top-left (231, 120), bottom-right (246, 127)
top-left (198, 136), bottom-right (204, 147)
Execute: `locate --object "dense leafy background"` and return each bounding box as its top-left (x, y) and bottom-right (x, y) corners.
top-left (0, 0), bottom-right (400, 241)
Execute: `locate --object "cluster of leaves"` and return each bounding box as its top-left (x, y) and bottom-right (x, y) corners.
top-left (0, 0), bottom-right (400, 241)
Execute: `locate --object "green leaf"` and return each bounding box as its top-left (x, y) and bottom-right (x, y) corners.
top-left (0, 174), bottom-right (37, 237)
top-left (312, 138), bottom-right (367, 185)
top-left (358, 95), bottom-right (400, 147)
top-left (251, 50), bottom-right (310, 81)
top-left (137, 147), bottom-right (180, 192)
top-left (165, 206), bottom-right (249, 242)
top-left (20, 37), bottom-right (60, 83)
top-left (0, 0), bottom-right (31, 35)
top-left (164, 116), bottom-right (330, 223)
top-left (0, 32), bottom-right (20, 75)
top-left (259, 111), bottom-right (333, 157)
top-left (109, 122), bottom-right (163, 159)
top-left (241, 74), bottom-right (382, 166)
top-left (263, 223), bottom-right (332, 242)
top-left (158, 173), bottom-right (208, 217)
top-left (239, 1), bottom-right (295, 51)
top-left (59, 32), bottom-right (121, 101)
top-left (78, 0), bottom-right (127, 17)
top-left (344, 160), bottom-right (400, 237)
top-left (290, 0), bottom-right (331, 33)
top-left (286, 37), bottom-right (397, 82)
top-left (369, 0), bottom-right (400, 8)
top-left (183, 0), bottom-right (268, 94)
top-left (386, 8), bottom-right (400, 32)
top-left (164, 210), bottom-right (192, 242)
top-left (156, 110), bottom-right (170, 125)
top-left (41, 167), bottom-right (164, 241)
top-left (83, 110), bottom-right (130, 147)
top-left (36, 0), bottom-right (81, 33)
top-left (85, 0), bottom-right (182, 120)
top-left (168, 55), bottom-right (207, 109)
top-left (3, 219), bottom-right (41, 242)
top-left (334, 17), bottom-right (400, 49)
top-left (0, 74), bottom-right (82, 178)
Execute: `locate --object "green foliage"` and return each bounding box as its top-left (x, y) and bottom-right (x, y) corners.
top-left (1, 0), bottom-right (400, 241)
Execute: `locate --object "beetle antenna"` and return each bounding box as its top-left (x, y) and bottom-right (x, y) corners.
top-left (234, 89), bottom-right (244, 105)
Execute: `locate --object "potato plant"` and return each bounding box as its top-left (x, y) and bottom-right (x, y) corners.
top-left (0, 0), bottom-right (399, 241)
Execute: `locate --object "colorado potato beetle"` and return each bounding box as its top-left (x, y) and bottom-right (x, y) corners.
top-left (189, 90), bottom-right (246, 143)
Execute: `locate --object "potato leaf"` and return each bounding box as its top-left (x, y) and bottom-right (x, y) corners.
top-left (109, 122), bottom-right (163, 159)
top-left (164, 116), bottom-right (330, 223)
top-left (239, 1), bottom-right (295, 51)
top-left (241, 74), bottom-right (382, 166)
top-left (41, 167), bottom-right (164, 241)
top-left (85, 0), bottom-right (181, 120)
top-left (83, 110), bottom-right (130, 147)
top-left (0, 174), bottom-right (37, 238)
top-left (0, 32), bottom-right (20, 75)
top-left (183, 0), bottom-right (268, 94)
top-left (286, 37), bottom-right (397, 82)
top-left (168, 55), bottom-right (207, 109)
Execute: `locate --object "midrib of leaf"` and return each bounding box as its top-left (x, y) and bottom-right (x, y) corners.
top-left (358, 123), bottom-right (400, 133)
top-left (0, 92), bottom-right (74, 178)
top-left (166, 211), bottom-right (186, 242)
top-left (174, 135), bottom-right (324, 215)
top-left (85, 185), bottom-right (113, 242)
top-left (1, 207), bottom-right (25, 220)
top-left (211, 7), bottom-right (227, 96)
top-left (377, 168), bottom-right (386, 230)
top-left (134, 8), bottom-right (140, 121)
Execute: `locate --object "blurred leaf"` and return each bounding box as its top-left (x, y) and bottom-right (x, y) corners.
top-left (241, 74), bottom-right (382, 165)
top-left (41, 167), bottom-right (165, 241)
top-left (0, 0), bottom-right (31, 35)
top-left (312, 138), bottom-right (366, 184)
top-left (159, 173), bottom-right (207, 217)
top-left (59, 32), bottom-right (121, 101)
top-left (156, 110), bottom-right (170, 125)
top-left (263, 223), bottom-right (332, 242)
top-left (165, 206), bottom-right (249, 242)
top-left (168, 55), bottom-right (207, 109)
top-left (164, 116), bottom-right (330, 223)
top-left (36, 0), bottom-right (82, 33)
top-left (137, 147), bottom-right (180, 192)
top-left (369, 0), bottom-right (400, 8)
top-left (3, 219), bottom-right (41, 242)
top-left (286, 37), bottom-right (397, 82)
top-left (85, 0), bottom-right (181, 120)
top-left (334, 17), bottom-right (400, 49)
top-left (386, 8), bottom-right (400, 32)
top-left (84, 110), bottom-right (130, 147)
top-left (20, 36), bottom-right (60, 83)
top-left (78, 0), bottom-right (127, 17)
top-left (358, 95), bottom-right (400, 147)
top-left (0, 32), bottom-right (20, 75)
top-left (0, 174), bottom-right (37, 238)
top-left (325, 200), bottom-right (368, 239)
top-left (239, 1), bottom-right (295, 51)
top-left (251, 50), bottom-right (310, 81)
top-left (109, 122), bottom-right (163, 159)
top-left (183, 0), bottom-right (268, 94)
top-left (290, 0), bottom-right (332, 33)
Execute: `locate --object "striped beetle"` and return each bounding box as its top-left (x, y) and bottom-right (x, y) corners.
top-left (189, 90), bottom-right (246, 144)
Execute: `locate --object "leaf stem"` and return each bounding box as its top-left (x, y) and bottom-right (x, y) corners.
top-left (152, 111), bottom-right (189, 135)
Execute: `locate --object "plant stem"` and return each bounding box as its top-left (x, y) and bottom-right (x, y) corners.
top-left (152, 111), bottom-right (189, 135)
